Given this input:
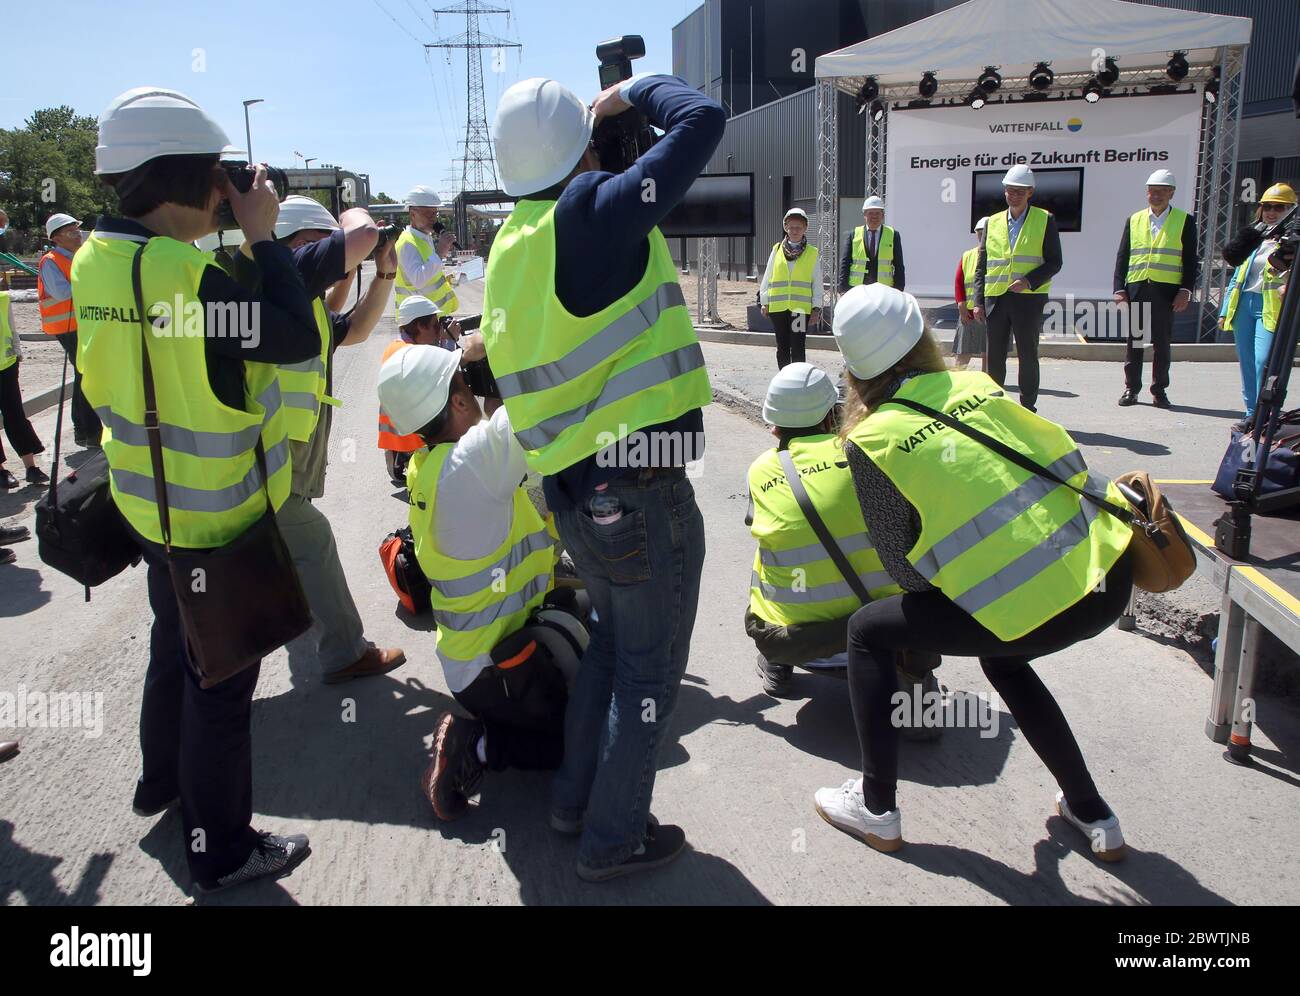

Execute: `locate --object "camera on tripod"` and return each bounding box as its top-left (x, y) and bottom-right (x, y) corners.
top-left (216, 161), bottom-right (289, 228)
top-left (592, 35), bottom-right (660, 174)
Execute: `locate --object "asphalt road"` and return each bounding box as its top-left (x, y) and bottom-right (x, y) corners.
top-left (2, 270), bottom-right (1297, 905)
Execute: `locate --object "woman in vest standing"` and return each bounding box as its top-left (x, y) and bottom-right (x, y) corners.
top-left (1219, 183), bottom-right (1294, 430)
top-left (0, 289), bottom-right (48, 490)
top-left (951, 217), bottom-right (988, 370)
top-left (760, 208), bottom-right (824, 369)
top-left (814, 283), bottom-right (1135, 860)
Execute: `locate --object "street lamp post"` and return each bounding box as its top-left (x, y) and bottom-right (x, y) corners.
top-left (242, 98), bottom-right (264, 161)
top-left (303, 157), bottom-right (316, 170)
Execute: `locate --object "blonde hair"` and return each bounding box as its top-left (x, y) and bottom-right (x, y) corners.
top-left (839, 327), bottom-right (948, 442)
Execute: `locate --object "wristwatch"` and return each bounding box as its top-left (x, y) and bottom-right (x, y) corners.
top-left (375, 270), bottom-right (397, 280)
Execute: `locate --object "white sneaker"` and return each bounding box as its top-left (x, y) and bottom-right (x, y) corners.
top-left (1055, 791), bottom-right (1126, 862)
top-left (814, 780), bottom-right (903, 853)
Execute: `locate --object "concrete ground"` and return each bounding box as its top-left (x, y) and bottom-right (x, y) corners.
top-left (2, 272), bottom-right (1297, 906)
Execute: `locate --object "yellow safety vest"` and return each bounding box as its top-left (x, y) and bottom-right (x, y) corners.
top-left (1222, 248), bottom-right (1285, 334)
top-left (847, 370), bottom-right (1132, 641)
top-left (276, 298), bottom-right (335, 442)
top-left (0, 292), bottom-right (16, 372)
top-left (960, 247), bottom-right (980, 305)
top-left (768, 243), bottom-right (818, 314)
top-left (394, 229), bottom-right (458, 319)
top-left (849, 226), bottom-right (895, 288)
top-left (748, 433), bottom-right (901, 627)
top-left (72, 233), bottom-right (292, 549)
top-left (1126, 207), bottom-right (1187, 285)
top-left (984, 207), bottom-right (1052, 297)
top-left (481, 198), bottom-right (712, 476)
top-left (407, 442), bottom-right (558, 663)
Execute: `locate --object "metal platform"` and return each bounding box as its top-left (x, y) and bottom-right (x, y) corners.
top-left (1153, 480), bottom-right (1300, 766)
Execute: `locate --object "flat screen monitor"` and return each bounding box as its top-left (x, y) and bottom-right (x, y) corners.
top-left (660, 172), bottom-right (755, 239)
top-left (971, 167), bottom-right (1084, 233)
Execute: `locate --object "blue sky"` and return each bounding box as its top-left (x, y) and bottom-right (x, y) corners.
top-left (4, 0), bottom-right (696, 200)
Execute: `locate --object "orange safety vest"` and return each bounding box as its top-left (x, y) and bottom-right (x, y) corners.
top-left (37, 250), bottom-right (76, 334)
top-left (377, 338), bottom-right (427, 452)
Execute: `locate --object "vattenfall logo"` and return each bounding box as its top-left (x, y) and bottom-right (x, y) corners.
top-left (986, 118), bottom-right (1084, 134)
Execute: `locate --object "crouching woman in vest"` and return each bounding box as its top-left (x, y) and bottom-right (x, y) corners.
top-left (815, 284), bottom-right (1135, 860)
top-left (378, 342), bottom-right (584, 822)
top-left (76, 87), bottom-right (324, 893)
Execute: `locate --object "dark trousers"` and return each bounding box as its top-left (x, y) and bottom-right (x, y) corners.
top-left (0, 362), bottom-right (44, 464)
top-left (770, 310), bottom-right (806, 369)
top-left (985, 294), bottom-right (1046, 409)
top-left (846, 549), bottom-right (1132, 820)
top-left (134, 536), bottom-right (261, 883)
top-left (1123, 290), bottom-right (1174, 394)
top-left (453, 652), bottom-right (567, 771)
top-left (55, 332), bottom-right (101, 443)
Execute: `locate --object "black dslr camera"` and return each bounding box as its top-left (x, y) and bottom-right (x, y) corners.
top-left (455, 314), bottom-right (500, 399)
top-left (370, 223), bottom-right (404, 260)
top-left (591, 35), bottom-right (659, 174)
top-left (216, 161), bottom-right (289, 228)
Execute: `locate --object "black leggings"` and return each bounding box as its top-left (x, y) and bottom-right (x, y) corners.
top-left (770, 310), bottom-right (806, 369)
top-left (847, 549), bottom-right (1133, 822)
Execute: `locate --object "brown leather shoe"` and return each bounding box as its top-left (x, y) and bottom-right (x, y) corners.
top-left (0, 740), bottom-right (20, 763)
top-left (322, 646), bottom-right (407, 684)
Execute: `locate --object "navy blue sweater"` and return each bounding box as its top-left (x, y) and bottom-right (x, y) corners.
top-left (537, 74), bottom-right (725, 511)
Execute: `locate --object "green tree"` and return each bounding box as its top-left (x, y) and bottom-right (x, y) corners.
top-left (371, 191), bottom-right (397, 205)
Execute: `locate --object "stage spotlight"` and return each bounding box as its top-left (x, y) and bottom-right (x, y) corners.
top-left (1083, 78), bottom-right (1104, 103)
top-left (1028, 62), bottom-right (1054, 91)
top-left (968, 87), bottom-right (986, 109)
top-left (1097, 57), bottom-right (1120, 87)
top-left (977, 66), bottom-right (1001, 93)
top-left (919, 72), bottom-right (938, 98)
top-left (870, 99), bottom-right (886, 121)
top-left (855, 76), bottom-right (879, 113)
top-left (1166, 51), bottom-right (1189, 82)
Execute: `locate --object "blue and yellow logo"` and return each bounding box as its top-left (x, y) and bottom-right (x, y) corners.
top-left (1067, 118), bottom-right (1084, 132)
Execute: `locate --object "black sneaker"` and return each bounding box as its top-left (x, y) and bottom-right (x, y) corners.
top-left (576, 821), bottom-right (687, 882)
top-left (756, 654), bottom-right (794, 697)
top-left (0, 469), bottom-right (18, 490)
top-left (25, 466), bottom-right (49, 486)
top-left (0, 524), bottom-right (30, 545)
top-left (0, 549), bottom-right (13, 566)
top-left (131, 778), bottom-right (179, 818)
top-left (1117, 391), bottom-right (1138, 407)
top-left (194, 832), bottom-right (311, 894)
top-left (422, 712), bottom-right (485, 820)
top-left (1151, 392), bottom-right (1172, 409)
top-left (1231, 417), bottom-right (1252, 434)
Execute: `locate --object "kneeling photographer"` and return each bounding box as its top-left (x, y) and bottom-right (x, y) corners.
top-left (481, 42), bottom-right (723, 881)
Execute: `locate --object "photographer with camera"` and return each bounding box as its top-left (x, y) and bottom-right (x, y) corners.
top-left (394, 185), bottom-right (459, 320)
top-left (73, 86), bottom-right (323, 892)
top-left (482, 57), bottom-right (723, 881)
top-left (232, 194), bottom-right (407, 685)
top-left (1220, 183), bottom-right (1295, 430)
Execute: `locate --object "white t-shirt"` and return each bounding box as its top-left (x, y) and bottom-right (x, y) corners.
top-left (432, 406), bottom-right (534, 692)
top-left (1243, 239), bottom-right (1278, 294)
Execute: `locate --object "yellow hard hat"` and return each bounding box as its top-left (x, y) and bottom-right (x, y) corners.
top-left (1260, 183), bottom-right (1297, 205)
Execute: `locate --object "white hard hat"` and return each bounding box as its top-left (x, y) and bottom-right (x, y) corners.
top-left (1002, 164), bottom-right (1035, 187)
top-left (397, 294), bottom-right (439, 327)
top-left (1146, 169), bottom-right (1177, 187)
top-left (45, 213), bottom-right (81, 238)
top-left (783, 208), bottom-right (808, 223)
top-left (493, 77), bottom-right (594, 197)
top-left (862, 196), bottom-right (885, 211)
top-left (974, 216), bottom-right (989, 232)
top-left (273, 195), bottom-right (340, 240)
top-left (94, 86), bottom-right (242, 175)
top-left (832, 284), bottom-right (925, 380)
top-left (406, 185), bottom-right (442, 207)
top-left (762, 362), bottom-right (839, 428)
top-left (377, 343), bottom-right (463, 436)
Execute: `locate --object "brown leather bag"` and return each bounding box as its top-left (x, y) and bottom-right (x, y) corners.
top-left (1113, 471), bottom-right (1196, 593)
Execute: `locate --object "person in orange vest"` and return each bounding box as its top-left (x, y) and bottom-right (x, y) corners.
top-left (380, 294), bottom-right (458, 485)
top-left (38, 213), bottom-right (102, 447)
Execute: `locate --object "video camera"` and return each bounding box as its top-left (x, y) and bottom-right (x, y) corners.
top-left (216, 161), bottom-right (289, 228)
top-left (592, 35), bottom-right (660, 174)
top-left (1261, 208), bottom-right (1298, 274)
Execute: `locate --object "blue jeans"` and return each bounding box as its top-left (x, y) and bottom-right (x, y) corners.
top-left (551, 469), bottom-right (706, 869)
top-left (1230, 291), bottom-right (1271, 417)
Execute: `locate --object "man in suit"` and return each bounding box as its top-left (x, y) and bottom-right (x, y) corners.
top-left (838, 195), bottom-right (905, 292)
top-left (973, 165), bottom-right (1062, 413)
top-left (1115, 170), bottom-right (1199, 408)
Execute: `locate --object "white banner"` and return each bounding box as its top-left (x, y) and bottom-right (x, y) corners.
top-left (883, 93), bottom-right (1202, 300)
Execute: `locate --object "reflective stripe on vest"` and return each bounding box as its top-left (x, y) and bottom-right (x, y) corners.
top-left (407, 443), bottom-right (558, 663)
top-left (748, 433), bottom-right (901, 627)
top-left (276, 297), bottom-right (332, 442)
top-left (768, 242), bottom-right (818, 313)
top-left (480, 198), bottom-right (712, 476)
top-left (37, 249), bottom-right (76, 334)
top-left (847, 370), bottom-right (1132, 641)
top-left (0, 292), bottom-right (16, 371)
top-left (961, 247), bottom-right (979, 305)
top-left (983, 208), bottom-right (1051, 296)
top-left (1126, 208), bottom-right (1186, 285)
top-left (394, 229), bottom-right (459, 319)
top-left (72, 232), bottom-right (292, 549)
top-left (849, 226), bottom-right (895, 287)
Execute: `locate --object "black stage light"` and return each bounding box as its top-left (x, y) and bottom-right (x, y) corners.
top-left (1029, 62), bottom-right (1054, 91)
